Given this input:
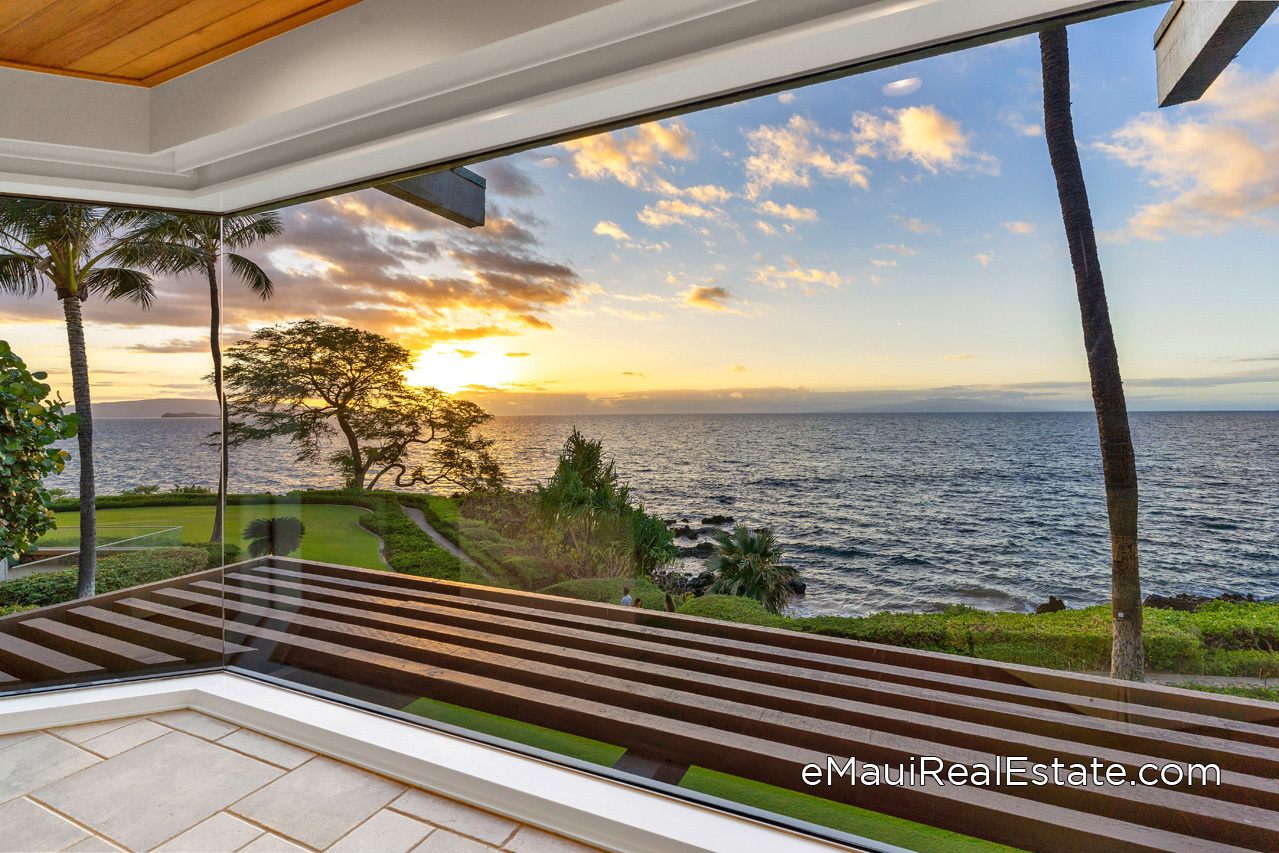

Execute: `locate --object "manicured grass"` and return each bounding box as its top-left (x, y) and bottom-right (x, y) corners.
top-left (400, 697), bottom-right (625, 767)
top-left (680, 767), bottom-right (1025, 853)
top-left (46, 504), bottom-right (384, 571)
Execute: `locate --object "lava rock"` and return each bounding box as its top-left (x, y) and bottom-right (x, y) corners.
top-left (1035, 596), bottom-right (1067, 614)
top-left (787, 579), bottom-right (807, 596)
top-left (701, 515), bottom-right (735, 525)
top-left (670, 525), bottom-right (699, 540)
top-left (1143, 591), bottom-right (1256, 612)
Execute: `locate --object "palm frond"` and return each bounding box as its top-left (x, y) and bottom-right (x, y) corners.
top-left (227, 253), bottom-right (274, 299)
top-left (223, 212), bottom-right (284, 249)
top-left (83, 267), bottom-right (155, 307)
top-left (0, 253), bottom-right (43, 297)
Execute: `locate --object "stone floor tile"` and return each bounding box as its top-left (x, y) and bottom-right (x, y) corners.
top-left (0, 797), bottom-right (90, 852)
top-left (238, 834), bottom-right (310, 853)
top-left (230, 755), bottom-right (404, 850)
top-left (0, 730), bottom-right (41, 752)
top-left (155, 812), bottom-right (264, 852)
top-left (32, 731), bottom-right (281, 853)
top-left (391, 790), bottom-right (517, 846)
top-left (48, 716), bottom-right (146, 745)
top-left (217, 729), bottom-right (314, 769)
top-left (149, 709), bottom-right (239, 740)
top-left (80, 719), bottom-right (169, 758)
top-left (502, 827), bottom-right (602, 853)
top-left (0, 733), bottom-right (99, 804)
top-left (65, 836), bottom-right (126, 852)
top-left (411, 830), bottom-right (497, 853)
top-left (328, 809), bottom-right (434, 853)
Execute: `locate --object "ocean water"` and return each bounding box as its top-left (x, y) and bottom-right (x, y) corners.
top-left (48, 412), bottom-right (1279, 615)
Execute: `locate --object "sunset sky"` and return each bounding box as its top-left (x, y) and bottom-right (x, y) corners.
top-left (3, 5), bottom-right (1277, 414)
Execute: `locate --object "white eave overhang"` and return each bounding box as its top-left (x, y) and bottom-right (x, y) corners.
top-left (0, 0), bottom-right (1133, 213)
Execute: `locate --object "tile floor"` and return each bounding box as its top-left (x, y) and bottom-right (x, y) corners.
top-left (0, 711), bottom-right (603, 853)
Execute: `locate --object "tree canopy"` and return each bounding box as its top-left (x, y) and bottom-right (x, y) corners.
top-left (221, 320), bottom-right (503, 491)
top-left (0, 340), bottom-right (78, 564)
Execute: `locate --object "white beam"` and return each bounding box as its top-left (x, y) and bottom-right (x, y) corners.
top-left (1155, 0), bottom-right (1279, 107)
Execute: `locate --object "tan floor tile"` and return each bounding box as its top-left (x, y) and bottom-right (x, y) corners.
top-left (33, 731), bottom-right (282, 852)
top-left (155, 812), bottom-right (264, 852)
top-left (503, 827), bottom-right (602, 853)
top-left (239, 834), bottom-right (310, 853)
top-left (411, 829), bottom-right (497, 853)
top-left (48, 716), bottom-right (146, 745)
top-left (80, 720), bottom-right (169, 758)
top-left (217, 729), bottom-right (314, 769)
top-left (329, 809), bottom-right (434, 853)
top-left (0, 730), bottom-right (41, 752)
top-left (65, 836), bottom-right (126, 852)
top-left (150, 709), bottom-right (239, 740)
top-left (0, 733), bottom-right (99, 804)
top-left (230, 756), bottom-right (404, 850)
top-left (391, 790), bottom-right (517, 846)
top-left (0, 797), bottom-right (90, 852)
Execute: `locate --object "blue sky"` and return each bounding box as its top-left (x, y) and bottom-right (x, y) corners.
top-left (5, 5), bottom-right (1277, 412)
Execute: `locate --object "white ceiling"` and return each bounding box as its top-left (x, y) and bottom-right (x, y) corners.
top-left (0, 0), bottom-right (1123, 212)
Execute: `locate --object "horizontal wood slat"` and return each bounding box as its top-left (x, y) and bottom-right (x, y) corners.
top-left (3, 555), bottom-right (1276, 852)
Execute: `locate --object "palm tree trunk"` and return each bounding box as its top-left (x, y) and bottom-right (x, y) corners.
top-left (61, 294), bottom-right (97, 599)
top-left (1040, 27), bottom-right (1143, 681)
top-left (207, 258), bottom-right (227, 547)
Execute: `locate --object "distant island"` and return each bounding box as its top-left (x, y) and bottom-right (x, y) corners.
top-left (75, 398), bottom-right (220, 418)
top-left (161, 412), bottom-right (218, 418)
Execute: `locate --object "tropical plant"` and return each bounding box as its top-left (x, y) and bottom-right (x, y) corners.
top-left (1040, 27), bottom-right (1142, 681)
top-left (706, 525), bottom-right (798, 615)
top-left (243, 516), bottom-right (306, 558)
top-left (0, 340), bottom-right (79, 565)
top-left (124, 212), bottom-right (282, 546)
top-left (221, 320), bottom-right (504, 491)
top-left (0, 200), bottom-right (167, 598)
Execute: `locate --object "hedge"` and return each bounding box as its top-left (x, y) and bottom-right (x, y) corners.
top-left (356, 494), bottom-right (461, 581)
top-left (0, 547), bottom-right (209, 611)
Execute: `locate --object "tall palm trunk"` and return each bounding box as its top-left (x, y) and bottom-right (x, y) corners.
top-left (1040, 27), bottom-right (1142, 681)
top-left (207, 257), bottom-right (227, 546)
top-left (61, 294), bottom-right (97, 599)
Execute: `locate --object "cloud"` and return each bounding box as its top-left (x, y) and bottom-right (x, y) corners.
top-left (682, 285), bottom-right (735, 311)
top-left (727, 364), bottom-right (750, 373)
top-left (877, 243), bottom-right (918, 255)
top-left (505, 352), bottom-right (531, 358)
top-left (743, 115), bottom-right (869, 200)
top-left (974, 251), bottom-right (995, 266)
top-left (682, 184), bottom-right (733, 203)
top-left (1002, 221), bottom-right (1036, 234)
top-left (454, 349), bottom-right (477, 358)
top-left (870, 259), bottom-right (897, 267)
top-left (754, 200), bottom-right (819, 221)
top-left (469, 160), bottom-right (541, 197)
top-left (945, 354), bottom-right (980, 360)
top-left (891, 215), bottom-right (941, 234)
top-left (1000, 110), bottom-right (1042, 137)
top-left (751, 257), bottom-right (843, 293)
top-left (123, 337), bottom-right (208, 354)
top-left (638, 199), bottom-right (717, 228)
top-left (593, 221), bottom-right (631, 241)
top-left (561, 119), bottom-right (695, 189)
top-left (1097, 67), bottom-right (1279, 240)
top-left (753, 220), bottom-right (778, 235)
top-left (778, 93), bottom-right (797, 104)
top-left (621, 371), bottom-right (645, 377)
top-left (851, 106), bottom-right (998, 175)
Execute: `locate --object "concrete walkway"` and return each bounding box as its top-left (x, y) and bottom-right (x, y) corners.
top-left (399, 506), bottom-right (478, 568)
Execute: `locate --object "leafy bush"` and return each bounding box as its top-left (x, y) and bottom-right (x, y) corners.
top-left (539, 576), bottom-right (666, 608)
top-left (677, 594), bottom-right (776, 625)
top-left (0, 547), bottom-right (208, 610)
top-left (357, 494), bottom-right (461, 581)
top-left (183, 540), bottom-right (241, 568)
top-left (506, 555), bottom-right (553, 589)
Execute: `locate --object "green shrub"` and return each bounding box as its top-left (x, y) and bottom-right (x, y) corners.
top-left (0, 547), bottom-right (209, 610)
top-left (539, 576), bottom-right (665, 608)
top-left (505, 555), bottom-right (552, 589)
top-left (357, 494), bottom-right (461, 581)
top-left (677, 594), bottom-right (776, 625)
top-left (184, 541), bottom-right (241, 568)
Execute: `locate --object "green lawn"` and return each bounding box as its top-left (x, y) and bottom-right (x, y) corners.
top-left (45, 503), bottom-right (384, 570)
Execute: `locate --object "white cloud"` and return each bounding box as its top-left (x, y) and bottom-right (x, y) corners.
top-left (755, 200), bottom-right (819, 221)
top-left (876, 243), bottom-right (918, 255)
top-left (975, 251), bottom-right (995, 267)
top-left (852, 105), bottom-right (999, 175)
top-left (754, 219), bottom-right (779, 235)
top-left (561, 120), bottom-right (695, 188)
top-left (870, 259), bottom-right (897, 267)
top-left (1002, 221), bottom-right (1036, 234)
top-left (891, 215), bottom-right (941, 235)
top-left (639, 199), bottom-right (717, 228)
top-left (778, 93), bottom-right (797, 104)
top-left (593, 221), bottom-right (631, 241)
top-left (751, 257), bottom-right (843, 294)
top-left (1097, 67), bottom-right (1279, 241)
top-left (743, 115), bottom-right (869, 200)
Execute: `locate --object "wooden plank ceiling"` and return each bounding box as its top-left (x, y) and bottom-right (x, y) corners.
top-left (0, 0), bottom-right (365, 87)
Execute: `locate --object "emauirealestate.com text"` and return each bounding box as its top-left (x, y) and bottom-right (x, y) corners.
top-left (801, 757), bottom-right (1221, 788)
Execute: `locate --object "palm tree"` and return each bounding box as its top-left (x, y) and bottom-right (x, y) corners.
top-left (1040, 27), bottom-right (1142, 681)
top-left (707, 525), bottom-right (799, 615)
top-left (0, 200), bottom-right (163, 598)
top-left (243, 516), bottom-right (305, 559)
top-left (125, 212), bottom-right (282, 548)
